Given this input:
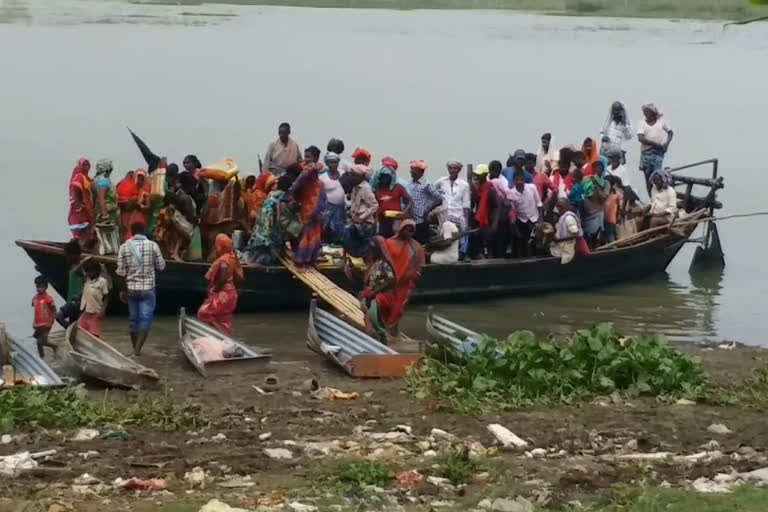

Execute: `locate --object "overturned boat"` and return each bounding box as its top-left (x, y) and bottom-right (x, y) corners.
top-left (64, 324), bottom-right (159, 389)
top-left (17, 159), bottom-right (725, 314)
top-left (0, 330), bottom-right (63, 388)
top-left (426, 309), bottom-right (483, 355)
top-left (178, 308), bottom-right (272, 377)
top-left (307, 299), bottom-right (421, 378)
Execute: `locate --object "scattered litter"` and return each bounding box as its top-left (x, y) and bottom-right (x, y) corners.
top-left (692, 476), bottom-right (736, 493)
top-left (427, 476), bottom-right (453, 489)
top-left (287, 502), bottom-right (318, 512)
top-left (78, 451), bottom-right (100, 460)
top-left (303, 441), bottom-right (341, 457)
top-left (115, 477), bottom-right (166, 491)
top-left (610, 452), bottom-right (673, 461)
top-left (100, 430), bottom-right (131, 441)
top-left (430, 500), bottom-right (456, 508)
top-left (423, 449), bottom-right (438, 457)
top-left (263, 374), bottom-right (281, 392)
top-left (302, 378), bottom-right (320, 392)
top-left (217, 476), bottom-right (255, 488)
top-left (1, 434), bottom-right (13, 444)
top-left (291, 391), bottom-right (303, 397)
top-left (311, 386), bottom-right (359, 400)
top-left (394, 424), bottom-right (413, 435)
top-left (707, 423), bottom-right (732, 435)
top-left (491, 497), bottom-right (534, 512)
top-left (395, 469), bottom-right (424, 487)
top-left (258, 432), bottom-right (273, 442)
top-left (72, 429), bottom-right (99, 441)
top-left (252, 385), bottom-right (270, 395)
top-left (0, 450), bottom-right (55, 476)
top-left (263, 448), bottom-right (293, 460)
top-left (244, 491), bottom-right (286, 507)
top-left (47, 504), bottom-right (71, 512)
top-left (184, 466), bottom-right (210, 489)
top-left (369, 431), bottom-right (410, 443)
top-left (74, 473), bottom-right (101, 485)
top-left (487, 424), bottom-right (528, 448)
top-left (477, 499), bottom-right (493, 510)
top-left (473, 472), bottom-right (491, 484)
top-left (675, 398), bottom-right (696, 405)
top-left (430, 428), bottom-right (456, 442)
top-left (198, 499), bottom-right (249, 512)
top-left (741, 466), bottom-right (768, 483)
top-left (211, 433), bottom-right (227, 442)
top-left (526, 448), bottom-right (547, 458)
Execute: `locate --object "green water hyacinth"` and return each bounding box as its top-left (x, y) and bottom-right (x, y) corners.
top-left (407, 324), bottom-right (708, 413)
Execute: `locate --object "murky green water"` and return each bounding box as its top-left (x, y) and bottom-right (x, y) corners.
top-left (1, 0), bottom-right (766, 347)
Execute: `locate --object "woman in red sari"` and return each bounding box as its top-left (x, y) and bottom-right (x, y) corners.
top-left (68, 158), bottom-right (95, 249)
top-left (363, 220), bottom-right (425, 340)
top-left (242, 172), bottom-right (277, 230)
top-left (197, 233), bottom-right (244, 335)
top-left (116, 169), bottom-right (151, 241)
top-left (287, 162), bottom-right (327, 266)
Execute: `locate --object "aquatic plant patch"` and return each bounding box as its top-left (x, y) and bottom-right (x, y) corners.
top-left (406, 324), bottom-right (708, 413)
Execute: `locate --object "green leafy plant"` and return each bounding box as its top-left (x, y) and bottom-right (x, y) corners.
top-left (0, 385), bottom-right (207, 433)
top-left (407, 324), bottom-right (708, 413)
top-left (435, 449), bottom-right (478, 485)
top-left (331, 458), bottom-right (394, 489)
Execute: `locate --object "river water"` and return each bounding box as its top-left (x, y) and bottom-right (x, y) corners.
top-left (1, 0), bottom-right (766, 346)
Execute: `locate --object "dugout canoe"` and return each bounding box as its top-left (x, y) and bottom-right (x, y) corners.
top-left (63, 323), bottom-right (159, 389)
top-left (178, 307), bottom-right (272, 377)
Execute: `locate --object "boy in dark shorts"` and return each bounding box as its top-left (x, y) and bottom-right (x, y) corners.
top-left (32, 276), bottom-right (57, 358)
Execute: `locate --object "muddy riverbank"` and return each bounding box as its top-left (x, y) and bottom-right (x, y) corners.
top-left (2, 330), bottom-right (767, 511)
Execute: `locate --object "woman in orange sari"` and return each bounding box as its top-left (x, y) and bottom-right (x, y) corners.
top-left (363, 220), bottom-right (425, 340)
top-left (197, 233), bottom-right (244, 334)
top-left (116, 169), bottom-right (151, 241)
top-left (581, 137), bottom-right (600, 175)
top-left (68, 157), bottom-right (95, 249)
top-left (242, 172), bottom-right (276, 230)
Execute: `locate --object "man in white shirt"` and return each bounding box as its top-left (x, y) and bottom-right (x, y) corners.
top-left (550, 197), bottom-right (582, 264)
top-left (508, 169), bottom-right (543, 258)
top-left (434, 161), bottom-right (470, 258)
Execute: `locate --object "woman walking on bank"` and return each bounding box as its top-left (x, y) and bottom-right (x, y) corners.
top-left (198, 233), bottom-right (244, 335)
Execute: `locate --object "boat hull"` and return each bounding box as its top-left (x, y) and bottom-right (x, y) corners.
top-left (64, 324), bottom-right (159, 389)
top-left (178, 308), bottom-right (272, 377)
top-left (17, 232), bottom-right (689, 314)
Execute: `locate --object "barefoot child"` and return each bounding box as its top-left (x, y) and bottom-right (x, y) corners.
top-left (32, 276), bottom-right (57, 358)
top-left (78, 259), bottom-right (110, 338)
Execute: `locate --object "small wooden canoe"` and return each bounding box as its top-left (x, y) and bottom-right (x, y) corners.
top-left (178, 308), bottom-right (272, 378)
top-left (425, 309), bottom-right (483, 354)
top-left (307, 299), bottom-right (421, 378)
top-left (64, 323), bottom-right (159, 389)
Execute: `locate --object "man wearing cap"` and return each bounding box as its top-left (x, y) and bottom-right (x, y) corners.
top-left (502, 150), bottom-right (533, 186)
top-left (470, 164), bottom-right (502, 258)
top-left (344, 165), bottom-right (379, 258)
top-left (434, 161), bottom-right (471, 259)
top-left (406, 160), bottom-right (443, 245)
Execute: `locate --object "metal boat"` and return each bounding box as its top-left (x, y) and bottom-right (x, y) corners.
top-left (425, 308), bottom-right (484, 354)
top-left (307, 299), bottom-right (421, 378)
top-left (64, 323), bottom-right (159, 389)
top-left (178, 307), bottom-right (272, 378)
top-left (0, 333), bottom-right (63, 388)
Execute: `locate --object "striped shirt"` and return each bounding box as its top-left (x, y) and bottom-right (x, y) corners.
top-left (407, 176), bottom-right (443, 223)
top-left (116, 235), bottom-right (166, 291)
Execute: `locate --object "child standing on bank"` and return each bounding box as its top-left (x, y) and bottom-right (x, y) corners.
top-left (79, 259), bottom-right (110, 338)
top-left (32, 276), bottom-right (57, 358)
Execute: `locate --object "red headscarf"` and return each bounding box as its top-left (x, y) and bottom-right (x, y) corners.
top-left (69, 157), bottom-right (94, 218)
top-left (206, 233), bottom-right (244, 285)
top-left (381, 156), bottom-right (399, 171)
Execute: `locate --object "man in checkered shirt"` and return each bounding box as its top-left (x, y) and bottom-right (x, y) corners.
top-left (116, 222), bottom-right (166, 356)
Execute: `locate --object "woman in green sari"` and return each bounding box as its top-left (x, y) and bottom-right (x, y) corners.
top-left (93, 159), bottom-right (119, 226)
top-left (244, 175), bottom-right (292, 265)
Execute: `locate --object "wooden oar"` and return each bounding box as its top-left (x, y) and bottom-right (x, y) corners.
top-left (598, 211), bottom-right (768, 251)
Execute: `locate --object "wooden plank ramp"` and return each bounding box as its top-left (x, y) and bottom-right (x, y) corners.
top-left (278, 254), bottom-right (366, 329)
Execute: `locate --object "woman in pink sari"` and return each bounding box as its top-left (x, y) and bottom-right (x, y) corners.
top-left (68, 158), bottom-right (95, 249)
top-left (197, 233), bottom-right (244, 335)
